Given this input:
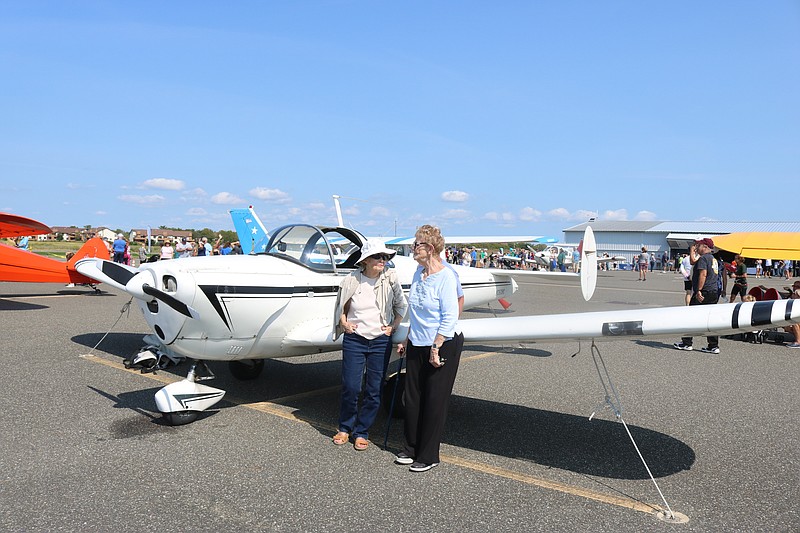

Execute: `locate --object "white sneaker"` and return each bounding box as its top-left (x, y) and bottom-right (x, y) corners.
top-left (700, 346), bottom-right (720, 354)
top-left (673, 342), bottom-right (693, 351)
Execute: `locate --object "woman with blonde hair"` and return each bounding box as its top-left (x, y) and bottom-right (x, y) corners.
top-left (395, 225), bottom-right (463, 472)
top-left (332, 239), bottom-right (407, 451)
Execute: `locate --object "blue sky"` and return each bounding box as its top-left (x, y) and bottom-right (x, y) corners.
top-left (1, 1), bottom-right (798, 238)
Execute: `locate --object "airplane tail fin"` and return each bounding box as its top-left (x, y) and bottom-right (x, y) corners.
top-left (230, 206), bottom-right (270, 255)
top-left (66, 237), bottom-right (111, 283)
top-left (0, 236), bottom-right (109, 284)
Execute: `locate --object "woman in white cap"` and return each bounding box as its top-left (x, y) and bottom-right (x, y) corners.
top-left (331, 239), bottom-right (408, 451)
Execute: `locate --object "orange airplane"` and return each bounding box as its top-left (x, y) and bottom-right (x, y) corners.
top-left (0, 212), bottom-right (109, 285)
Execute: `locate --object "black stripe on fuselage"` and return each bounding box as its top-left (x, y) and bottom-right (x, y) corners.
top-left (199, 285), bottom-right (340, 330)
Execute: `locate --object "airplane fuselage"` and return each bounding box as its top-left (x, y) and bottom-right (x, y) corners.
top-left (135, 253), bottom-right (515, 361)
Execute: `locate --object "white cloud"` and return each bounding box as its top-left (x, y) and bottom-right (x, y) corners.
top-left (211, 192), bottom-right (245, 205)
top-left (547, 207), bottom-right (571, 220)
top-left (142, 178), bottom-right (185, 191)
top-left (633, 210), bottom-right (657, 221)
top-left (441, 190), bottom-right (469, 202)
top-left (180, 188), bottom-right (208, 203)
top-left (441, 208), bottom-right (471, 219)
top-left (117, 194), bottom-right (166, 206)
top-left (519, 207), bottom-right (541, 221)
top-left (186, 208), bottom-right (208, 216)
top-left (343, 206), bottom-right (360, 216)
top-left (370, 206), bottom-right (390, 217)
top-left (603, 209), bottom-right (628, 221)
top-left (250, 187), bottom-right (290, 203)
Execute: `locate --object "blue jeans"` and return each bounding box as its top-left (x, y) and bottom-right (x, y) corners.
top-left (339, 332), bottom-right (392, 440)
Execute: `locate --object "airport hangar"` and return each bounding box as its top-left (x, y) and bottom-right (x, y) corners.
top-left (562, 221), bottom-right (800, 265)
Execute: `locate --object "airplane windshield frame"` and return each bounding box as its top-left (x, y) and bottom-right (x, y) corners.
top-left (265, 224), bottom-right (365, 273)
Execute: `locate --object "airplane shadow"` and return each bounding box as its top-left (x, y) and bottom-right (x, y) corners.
top-left (466, 344), bottom-right (552, 358)
top-left (464, 307), bottom-right (515, 316)
top-left (635, 340), bottom-right (676, 350)
top-left (75, 333), bottom-right (694, 480)
top-left (0, 299), bottom-right (49, 311)
top-left (0, 289), bottom-right (111, 298)
top-left (443, 395), bottom-right (694, 480)
top-left (73, 332), bottom-right (148, 357)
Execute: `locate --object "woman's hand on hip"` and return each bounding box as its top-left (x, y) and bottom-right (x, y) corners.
top-left (341, 321), bottom-right (358, 334)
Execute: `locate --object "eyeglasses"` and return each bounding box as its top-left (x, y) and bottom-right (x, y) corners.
top-left (413, 241), bottom-right (429, 249)
top-left (370, 254), bottom-right (391, 261)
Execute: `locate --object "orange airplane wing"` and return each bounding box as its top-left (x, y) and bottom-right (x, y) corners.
top-left (0, 213), bottom-right (110, 284)
top-left (0, 212), bottom-right (52, 239)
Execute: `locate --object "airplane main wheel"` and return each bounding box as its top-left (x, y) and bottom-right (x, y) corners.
top-left (228, 359), bottom-right (265, 380)
top-left (163, 411), bottom-right (199, 426)
top-left (382, 371), bottom-right (406, 419)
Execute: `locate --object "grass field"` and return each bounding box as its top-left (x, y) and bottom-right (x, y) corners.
top-left (3, 239), bottom-right (147, 260)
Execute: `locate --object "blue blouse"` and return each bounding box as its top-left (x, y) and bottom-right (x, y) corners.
top-left (407, 265), bottom-right (459, 346)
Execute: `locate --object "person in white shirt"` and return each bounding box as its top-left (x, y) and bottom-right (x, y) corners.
top-left (331, 239), bottom-right (407, 451)
top-left (679, 253), bottom-right (693, 305)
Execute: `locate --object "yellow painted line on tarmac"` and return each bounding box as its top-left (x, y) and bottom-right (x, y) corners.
top-left (440, 453), bottom-right (662, 516)
top-left (267, 385), bottom-right (340, 405)
top-left (80, 353), bottom-right (179, 386)
top-left (80, 351), bottom-right (668, 518)
top-left (461, 350), bottom-right (505, 362)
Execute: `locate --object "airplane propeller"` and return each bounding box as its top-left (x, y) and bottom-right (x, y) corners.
top-left (76, 258), bottom-right (199, 319)
top-left (141, 284), bottom-right (199, 319)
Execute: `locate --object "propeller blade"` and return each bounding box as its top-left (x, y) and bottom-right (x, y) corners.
top-left (142, 284), bottom-right (199, 319)
top-left (101, 260), bottom-right (137, 285)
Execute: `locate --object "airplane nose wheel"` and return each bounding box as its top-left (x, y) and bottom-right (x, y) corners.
top-left (228, 359), bottom-right (265, 380)
top-left (163, 411), bottom-right (199, 426)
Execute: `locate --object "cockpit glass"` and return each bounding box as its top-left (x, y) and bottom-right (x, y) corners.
top-left (265, 225), bottom-right (363, 272)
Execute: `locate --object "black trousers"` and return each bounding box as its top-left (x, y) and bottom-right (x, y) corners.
top-left (682, 289), bottom-right (720, 348)
top-left (403, 332), bottom-right (464, 464)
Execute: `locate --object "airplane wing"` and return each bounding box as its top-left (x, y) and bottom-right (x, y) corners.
top-left (384, 235), bottom-right (543, 246)
top-left (713, 232), bottom-right (800, 261)
top-left (392, 299), bottom-right (799, 345)
top-left (0, 211), bottom-right (109, 284)
top-left (597, 256), bottom-right (627, 263)
top-left (0, 212), bottom-right (52, 238)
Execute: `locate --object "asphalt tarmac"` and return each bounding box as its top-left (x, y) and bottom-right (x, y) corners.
top-left (1, 268), bottom-right (798, 532)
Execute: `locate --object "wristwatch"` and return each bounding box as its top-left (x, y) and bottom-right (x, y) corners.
top-left (432, 343), bottom-right (440, 350)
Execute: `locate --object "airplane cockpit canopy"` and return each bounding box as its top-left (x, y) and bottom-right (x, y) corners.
top-left (264, 224), bottom-right (366, 273)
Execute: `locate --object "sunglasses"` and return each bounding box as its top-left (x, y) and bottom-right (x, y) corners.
top-left (369, 254), bottom-right (391, 261)
top-left (413, 241), bottom-right (429, 249)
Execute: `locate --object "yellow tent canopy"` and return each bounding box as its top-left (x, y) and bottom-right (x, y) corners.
top-left (713, 232), bottom-right (800, 260)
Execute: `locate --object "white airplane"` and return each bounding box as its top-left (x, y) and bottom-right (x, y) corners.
top-left (76, 224), bottom-right (800, 427)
